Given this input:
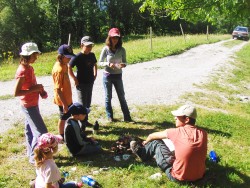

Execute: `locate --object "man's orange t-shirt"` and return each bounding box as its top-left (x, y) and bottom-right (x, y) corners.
top-left (167, 125), bottom-right (207, 181)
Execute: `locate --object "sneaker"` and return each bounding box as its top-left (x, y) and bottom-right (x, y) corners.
top-left (130, 141), bottom-right (142, 159)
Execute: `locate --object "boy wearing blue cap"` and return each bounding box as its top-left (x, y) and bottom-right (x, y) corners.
top-left (63, 102), bottom-right (102, 156)
top-left (52, 44), bottom-right (75, 139)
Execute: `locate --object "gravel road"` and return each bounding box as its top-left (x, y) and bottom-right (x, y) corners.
top-left (0, 39), bottom-right (247, 134)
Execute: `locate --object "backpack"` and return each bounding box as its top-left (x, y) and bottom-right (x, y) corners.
top-left (64, 118), bottom-right (89, 156)
top-left (111, 134), bottom-right (143, 155)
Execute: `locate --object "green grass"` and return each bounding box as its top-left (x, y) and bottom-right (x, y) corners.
top-left (1, 36), bottom-right (249, 188)
top-left (222, 39), bottom-right (244, 48)
top-left (0, 34), bottom-right (230, 81)
top-left (0, 94), bottom-right (14, 100)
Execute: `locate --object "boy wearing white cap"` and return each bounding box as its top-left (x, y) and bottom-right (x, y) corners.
top-left (130, 105), bottom-right (207, 182)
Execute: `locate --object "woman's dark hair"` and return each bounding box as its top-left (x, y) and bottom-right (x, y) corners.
top-left (105, 36), bottom-right (123, 49)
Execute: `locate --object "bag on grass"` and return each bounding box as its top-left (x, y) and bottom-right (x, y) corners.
top-left (111, 134), bottom-right (143, 155)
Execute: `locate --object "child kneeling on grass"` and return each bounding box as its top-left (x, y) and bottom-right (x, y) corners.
top-left (34, 133), bottom-right (81, 188)
top-left (63, 102), bottom-right (102, 156)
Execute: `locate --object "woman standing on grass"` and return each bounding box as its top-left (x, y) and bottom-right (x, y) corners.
top-left (14, 42), bottom-right (48, 164)
top-left (99, 28), bottom-right (132, 122)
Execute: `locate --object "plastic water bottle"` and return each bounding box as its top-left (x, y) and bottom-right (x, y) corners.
top-left (81, 176), bottom-right (101, 188)
top-left (209, 150), bottom-right (219, 163)
top-left (62, 171), bottom-right (69, 178)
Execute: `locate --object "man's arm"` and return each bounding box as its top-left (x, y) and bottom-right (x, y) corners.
top-left (143, 129), bottom-right (168, 146)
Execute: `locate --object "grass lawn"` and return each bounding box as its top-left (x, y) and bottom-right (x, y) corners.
top-left (0, 38), bottom-right (249, 188)
top-left (0, 34), bottom-right (230, 81)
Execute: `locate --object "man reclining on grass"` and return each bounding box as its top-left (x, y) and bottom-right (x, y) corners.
top-left (130, 105), bottom-right (208, 182)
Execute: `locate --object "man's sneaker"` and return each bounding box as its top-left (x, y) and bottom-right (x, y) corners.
top-left (130, 141), bottom-right (143, 159)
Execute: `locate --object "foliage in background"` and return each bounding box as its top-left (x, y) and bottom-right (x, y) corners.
top-left (134, 0), bottom-right (250, 28)
top-left (0, 34), bottom-right (230, 81)
top-left (0, 0), bottom-right (243, 57)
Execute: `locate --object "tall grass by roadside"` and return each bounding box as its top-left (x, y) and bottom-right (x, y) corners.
top-left (0, 34), bottom-right (230, 81)
top-left (0, 40), bottom-right (249, 187)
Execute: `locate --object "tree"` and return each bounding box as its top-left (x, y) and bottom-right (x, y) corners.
top-left (0, 0), bottom-right (45, 55)
top-left (133, 0), bottom-right (250, 30)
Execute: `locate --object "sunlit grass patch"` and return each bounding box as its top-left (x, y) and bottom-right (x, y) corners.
top-left (0, 34), bottom-right (230, 81)
top-left (222, 39), bottom-right (244, 48)
top-left (0, 94), bottom-right (14, 100)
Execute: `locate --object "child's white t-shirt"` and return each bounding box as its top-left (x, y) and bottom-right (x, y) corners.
top-left (35, 159), bottom-right (61, 188)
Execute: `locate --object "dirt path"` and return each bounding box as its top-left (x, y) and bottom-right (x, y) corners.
top-left (0, 39), bottom-right (248, 134)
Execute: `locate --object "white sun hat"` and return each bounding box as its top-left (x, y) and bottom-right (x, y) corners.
top-left (20, 42), bottom-right (41, 56)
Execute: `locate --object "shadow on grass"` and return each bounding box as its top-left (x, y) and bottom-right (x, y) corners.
top-left (54, 119), bottom-right (247, 188)
top-left (55, 121), bottom-right (175, 170)
top-left (57, 148), bottom-right (159, 173)
top-left (185, 161), bottom-right (250, 188)
top-left (199, 126), bottom-right (232, 138)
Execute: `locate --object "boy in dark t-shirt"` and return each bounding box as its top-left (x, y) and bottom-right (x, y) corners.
top-left (68, 36), bottom-right (97, 130)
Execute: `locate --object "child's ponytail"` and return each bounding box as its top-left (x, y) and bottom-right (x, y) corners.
top-left (34, 147), bottom-right (46, 167)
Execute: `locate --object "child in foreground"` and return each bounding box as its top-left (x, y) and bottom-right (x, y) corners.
top-left (34, 133), bottom-right (81, 188)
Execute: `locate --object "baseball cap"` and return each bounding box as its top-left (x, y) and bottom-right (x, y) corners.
top-left (58, 44), bottom-right (75, 58)
top-left (20, 42), bottom-right (41, 56)
top-left (37, 133), bottom-right (61, 152)
top-left (108, 28), bottom-right (120, 37)
top-left (68, 102), bottom-right (90, 115)
top-left (81, 36), bottom-right (94, 46)
top-left (171, 105), bottom-right (197, 119)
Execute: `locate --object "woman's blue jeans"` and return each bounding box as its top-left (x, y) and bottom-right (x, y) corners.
top-left (103, 74), bottom-right (131, 121)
